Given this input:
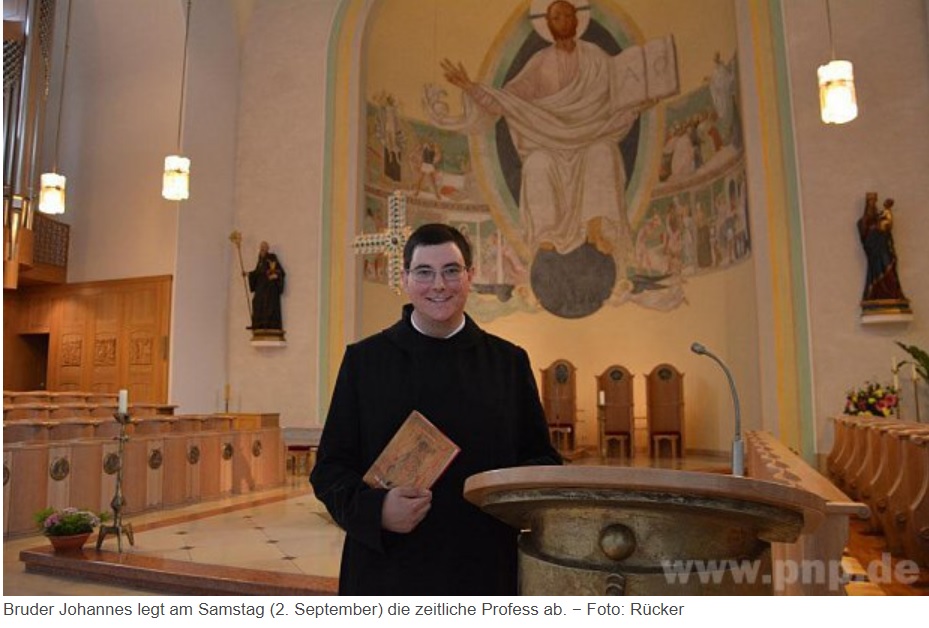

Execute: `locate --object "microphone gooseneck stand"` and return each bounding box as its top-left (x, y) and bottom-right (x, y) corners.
top-left (691, 342), bottom-right (744, 476)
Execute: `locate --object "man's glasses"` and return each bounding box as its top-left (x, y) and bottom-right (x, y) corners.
top-left (407, 265), bottom-right (468, 285)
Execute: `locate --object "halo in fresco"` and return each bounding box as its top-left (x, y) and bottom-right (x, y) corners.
top-left (529, 0), bottom-right (591, 42)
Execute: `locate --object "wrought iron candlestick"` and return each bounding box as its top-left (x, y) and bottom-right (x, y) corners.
top-left (96, 411), bottom-right (135, 552)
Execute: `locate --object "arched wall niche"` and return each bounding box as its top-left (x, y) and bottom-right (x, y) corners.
top-left (321, 0), bottom-right (813, 457)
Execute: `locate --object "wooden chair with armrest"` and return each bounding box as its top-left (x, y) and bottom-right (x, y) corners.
top-left (646, 363), bottom-right (684, 458)
top-left (597, 365), bottom-right (634, 458)
top-left (541, 359), bottom-right (577, 453)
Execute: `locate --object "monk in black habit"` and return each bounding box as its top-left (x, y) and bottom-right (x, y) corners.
top-left (311, 224), bottom-right (560, 595)
top-left (248, 241), bottom-right (285, 331)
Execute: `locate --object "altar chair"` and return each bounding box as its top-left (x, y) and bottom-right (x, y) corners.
top-left (541, 359), bottom-right (577, 452)
top-left (597, 365), bottom-right (635, 459)
top-left (646, 363), bottom-right (684, 458)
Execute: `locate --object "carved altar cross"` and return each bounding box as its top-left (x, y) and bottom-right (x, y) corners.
top-left (353, 190), bottom-right (411, 294)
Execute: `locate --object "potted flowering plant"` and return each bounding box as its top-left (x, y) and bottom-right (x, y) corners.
top-left (844, 382), bottom-right (899, 417)
top-left (34, 507), bottom-right (106, 552)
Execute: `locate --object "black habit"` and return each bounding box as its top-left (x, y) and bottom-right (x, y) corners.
top-left (310, 305), bottom-right (560, 595)
top-left (248, 252), bottom-right (285, 330)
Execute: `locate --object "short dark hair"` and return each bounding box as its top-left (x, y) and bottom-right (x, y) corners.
top-left (403, 223), bottom-right (473, 269)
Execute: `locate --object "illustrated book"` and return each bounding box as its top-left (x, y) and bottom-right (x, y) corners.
top-left (363, 410), bottom-right (460, 490)
top-left (611, 34), bottom-right (680, 109)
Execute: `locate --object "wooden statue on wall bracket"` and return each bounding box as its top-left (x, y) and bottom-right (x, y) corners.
top-left (230, 231), bottom-right (286, 343)
top-left (857, 192), bottom-right (912, 323)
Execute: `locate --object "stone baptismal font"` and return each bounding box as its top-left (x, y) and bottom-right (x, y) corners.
top-left (464, 466), bottom-right (826, 595)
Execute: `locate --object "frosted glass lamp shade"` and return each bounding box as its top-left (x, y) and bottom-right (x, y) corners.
top-left (38, 172), bottom-right (66, 214)
top-left (818, 60), bottom-right (858, 124)
top-left (162, 155), bottom-right (190, 201)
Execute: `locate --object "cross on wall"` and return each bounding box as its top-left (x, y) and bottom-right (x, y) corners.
top-left (352, 190), bottom-right (411, 294)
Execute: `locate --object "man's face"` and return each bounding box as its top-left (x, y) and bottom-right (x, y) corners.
top-left (403, 242), bottom-right (472, 333)
top-left (259, 241), bottom-right (269, 256)
top-left (547, 1), bottom-right (578, 40)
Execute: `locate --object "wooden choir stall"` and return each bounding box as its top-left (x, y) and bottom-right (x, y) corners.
top-left (646, 363), bottom-right (685, 458)
top-left (596, 365), bottom-right (634, 458)
top-left (541, 359), bottom-right (577, 453)
top-left (3, 394), bottom-right (285, 539)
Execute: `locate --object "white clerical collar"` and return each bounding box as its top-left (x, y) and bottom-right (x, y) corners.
top-left (410, 312), bottom-right (466, 339)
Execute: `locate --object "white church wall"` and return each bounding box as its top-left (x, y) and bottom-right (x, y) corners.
top-left (45, 0), bottom-right (239, 414)
top-left (781, 0), bottom-right (929, 451)
top-left (169, 0), bottom-right (241, 413)
top-left (58, 0), bottom-right (183, 282)
top-left (226, 0), bottom-right (339, 427)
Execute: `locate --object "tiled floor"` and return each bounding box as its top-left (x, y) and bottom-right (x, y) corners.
top-left (127, 497), bottom-right (343, 576)
top-left (4, 477), bottom-right (344, 596)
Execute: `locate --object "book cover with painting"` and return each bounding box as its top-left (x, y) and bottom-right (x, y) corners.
top-left (363, 410), bottom-right (460, 490)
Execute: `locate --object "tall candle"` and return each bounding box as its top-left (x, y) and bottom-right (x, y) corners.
top-left (224, 383), bottom-right (231, 401)
top-left (893, 372), bottom-right (900, 391)
top-left (118, 389), bottom-right (128, 415)
top-left (598, 390), bottom-right (605, 406)
top-left (914, 363), bottom-right (920, 382)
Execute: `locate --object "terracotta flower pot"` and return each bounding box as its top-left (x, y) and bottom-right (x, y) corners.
top-left (48, 532), bottom-right (91, 553)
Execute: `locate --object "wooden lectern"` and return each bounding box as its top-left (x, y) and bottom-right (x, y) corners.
top-left (464, 466), bottom-right (826, 595)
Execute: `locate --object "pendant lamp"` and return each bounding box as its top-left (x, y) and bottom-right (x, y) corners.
top-left (38, 0), bottom-right (73, 215)
top-left (818, 0), bottom-right (858, 124)
top-left (162, 0), bottom-right (192, 200)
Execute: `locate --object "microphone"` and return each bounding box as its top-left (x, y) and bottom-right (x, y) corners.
top-left (691, 342), bottom-right (744, 476)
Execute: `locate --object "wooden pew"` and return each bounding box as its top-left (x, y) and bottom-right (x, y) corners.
top-left (883, 429), bottom-right (929, 558)
top-left (830, 419), bottom-right (929, 567)
top-left (904, 434), bottom-right (929, 567)
top-left (834, 417), bottom-right (876, 496)
top-left (849, 422), bottom-right (883, 507)
top-left (4, 403), bottom-right (52, 421)
top-left (826, 415), bottom-right (853, 480)
top-left (7, 391), bottom-right (51, 404)
top-left (3, 408), bottom-right (285, 537)
top-left (866, 424), bottom-right (915, 532)
top-left (746, 430), bottom-right (870, 595)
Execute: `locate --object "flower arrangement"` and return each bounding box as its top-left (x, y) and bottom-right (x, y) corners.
top-left (844, 382), bottom-right (899, 417)
top-left (34, 507), bottom-right (106, 537)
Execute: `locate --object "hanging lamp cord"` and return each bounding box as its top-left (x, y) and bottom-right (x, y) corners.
top-left (52, 0), bottom-right (74, 172)
top-left (175, 0), bottom-right (192, 152)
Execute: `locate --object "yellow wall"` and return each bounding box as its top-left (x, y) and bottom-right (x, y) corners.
top-left (331, 0), bottom-right (764, 455)
top-left (365, 0), bottom-right (738, 122)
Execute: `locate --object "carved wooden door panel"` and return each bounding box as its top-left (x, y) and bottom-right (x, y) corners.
top-left (49, 292), bottom-right (90, 392)
top-left (122, 281), bottom-right (171, 402)
top-left (91, 290), bottom-right (121, 394)
top-left (41, 277), bottom-right (171, 402)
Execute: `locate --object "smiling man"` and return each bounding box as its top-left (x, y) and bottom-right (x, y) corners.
top-left (311, 223), bottom-right (560, 595)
